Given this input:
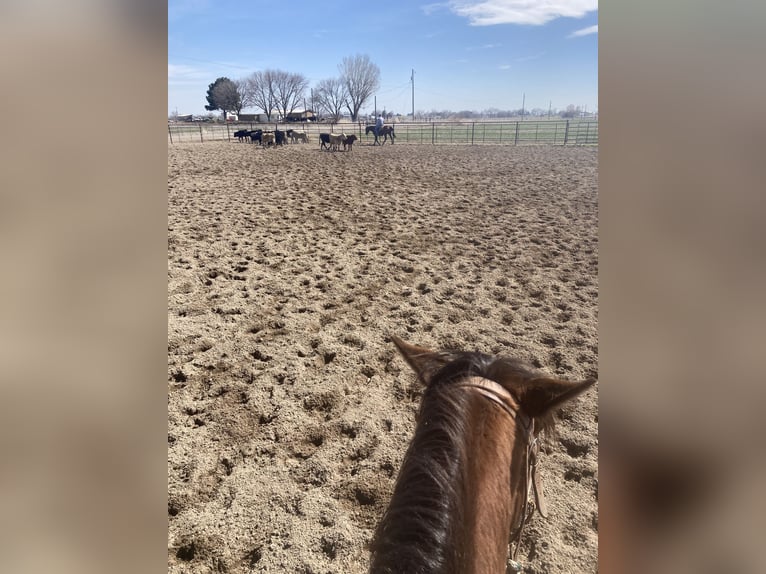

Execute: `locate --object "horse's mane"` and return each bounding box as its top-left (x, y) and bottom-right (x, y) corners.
top-left (369, 351), bottom-right (554, 573)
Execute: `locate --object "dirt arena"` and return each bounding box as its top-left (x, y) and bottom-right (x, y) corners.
top-left (168, 140), bottom-right (598, 573)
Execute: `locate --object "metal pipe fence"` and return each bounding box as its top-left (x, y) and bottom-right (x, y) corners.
top-left (168, 119), bottom-right (598, 146)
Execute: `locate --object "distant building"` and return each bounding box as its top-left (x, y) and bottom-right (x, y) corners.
top-left (284, 109), bottom-right (317, 123)
top-left (231, 110), bottom-right (318, 123)
top-left (237, 112), bottom-right (281, 123)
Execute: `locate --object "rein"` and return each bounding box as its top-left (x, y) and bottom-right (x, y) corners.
top-left (454, 377), bottom-right (546, 572)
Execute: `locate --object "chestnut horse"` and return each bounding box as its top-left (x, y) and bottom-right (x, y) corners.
top-left (369, 336), bottom-right (595, 573)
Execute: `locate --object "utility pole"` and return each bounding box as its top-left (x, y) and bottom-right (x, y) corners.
top-left (374, 96), bottom-right (377, 118)
top-left (521, 93), bottom-right (525, 120)
top-left (548, 100), bottom-right (552, 119)
top-left (411, 69), bottom-right (415, 121)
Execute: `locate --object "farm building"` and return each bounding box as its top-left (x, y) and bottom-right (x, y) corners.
top-left (284, 109), bottom-right (317, 122)
top-left (238, 112), bottom-right (282, 123)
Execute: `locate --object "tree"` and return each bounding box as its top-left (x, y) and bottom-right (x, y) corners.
top-left (560, 104), bottom-right (581, 118)
top-left (205, 77), bottom-right (241, 120)
top-left (339, 54), bottom-right (380, 122)
top-left (245, 70), bottom-right (277, 121)
top-left (314, 77), bottom-right (348, 123)
top-left (235, 78), bottom-right (254, 112)
top-left (272, 70), bottom-right (309, 119)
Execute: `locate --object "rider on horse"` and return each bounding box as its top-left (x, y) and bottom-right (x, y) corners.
top-left (374, 114), bottom-right (384, 143)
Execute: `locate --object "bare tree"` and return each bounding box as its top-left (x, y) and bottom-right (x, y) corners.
top-left (314, 78), bottom-right (348, 123)
top-left (561, 104), bottom-right (581, 118)
top-left (272, 70), bottom-right (309, 119)
top-left (235, 78), bottom-right (254, 112)
top-left (339, 54), bottom-right (380, 121)
top-left (245, 70), bottom-right (277, 121)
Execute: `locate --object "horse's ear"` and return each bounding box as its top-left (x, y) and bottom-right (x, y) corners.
top-left (390, 335), bottom-right (450, 385)
top-left (517, 377), bottom-right (596, 419)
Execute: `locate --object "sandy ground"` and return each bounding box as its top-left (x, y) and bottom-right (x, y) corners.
top-left (168, 140), bottom-right (598, 573)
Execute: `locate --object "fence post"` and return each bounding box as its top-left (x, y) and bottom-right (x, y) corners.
top-left (471, 122), bottom-right (475, 145)
top-left (514, 121), bottom-right (519, 145)
top-left (564, 120), bottom-right (570, 145)
top-left (168, 125), bottom-right (173, 144)
top-left (226, 123), bottom-right (230, 142)
top-left (199, 123), bottom-right (204, 143)
top-left (432, 122), bottom-right (435, 145)
top-left (585, 122), bottom-right (590, 144)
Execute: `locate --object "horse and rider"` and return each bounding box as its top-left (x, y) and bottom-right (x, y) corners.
top-left (366, 114), bottom-right (396, 145)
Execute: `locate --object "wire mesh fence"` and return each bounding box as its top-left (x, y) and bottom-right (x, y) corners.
top-left (168, 119), bottom-right (598, 146)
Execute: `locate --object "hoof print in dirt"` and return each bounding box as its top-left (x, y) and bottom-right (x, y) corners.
top-left (302, 390), bottom-right (341, 413)
top-left (289, 429), bottom-right (326, 460)
top-left (560, 436), bottom-right (591, 458)
top-left (292, 459), bottom-right (331, 486)
top-left (353, 485), bottom-right (378, 506)
top-left (168, 495), bottom-right (185, 517)
top-left (250, 348), bottom-right (272, 362)
top-left (320, 532), bottom-right (350, 560)
top-left (175, 540), bottom-right (196, 561)
top-left (244, 546), bottom-right (263, 568)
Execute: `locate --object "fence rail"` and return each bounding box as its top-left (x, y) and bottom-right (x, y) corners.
top-left (167, 119), bottom-right (598, 146)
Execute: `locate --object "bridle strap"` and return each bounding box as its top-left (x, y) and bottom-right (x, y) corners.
top-left (454, 377), bottom-right (545, 569)
top-left (454, 378), bottom-right (519, 423)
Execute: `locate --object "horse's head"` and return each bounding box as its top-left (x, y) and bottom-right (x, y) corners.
top-left (391, 335), bottom-right (594, 423)
top-left (392, 336), bottom-right (596, 570)
top-left (373, 336), bottom-right (595, 572)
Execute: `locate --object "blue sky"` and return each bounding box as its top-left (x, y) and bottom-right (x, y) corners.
top-left (168, 0), bottom-right (597, 116)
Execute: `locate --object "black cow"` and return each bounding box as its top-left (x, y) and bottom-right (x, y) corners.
top-left (233, 129), bottom-right (249, 142)
top-left (275, 130), bottom-right (287, 146)
top-left (343, 134), bottom-right (358, 151)
top-left (319, 133), bottom-right (331, 150)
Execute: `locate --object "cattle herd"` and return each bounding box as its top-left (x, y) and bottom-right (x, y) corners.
top-left (232, 129), bottom-right (362, 151)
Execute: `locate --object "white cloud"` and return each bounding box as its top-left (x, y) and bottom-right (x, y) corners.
top-left (168, 63), bottom-right (209, 86)
top-left (448, 0), bottom-right (597, 26)
top-left (422, 2), bottom-right (449, 16)
top-left (466, 42), bottom-right (502, 51)
top-left (168, 59), bottom-right (251, 86)
top-left (499, 64), bottom-right (511, 70)
top-left (568, 24), bottom-right (598, 37)
top-left (515, 51), bottom-right (546, 62)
